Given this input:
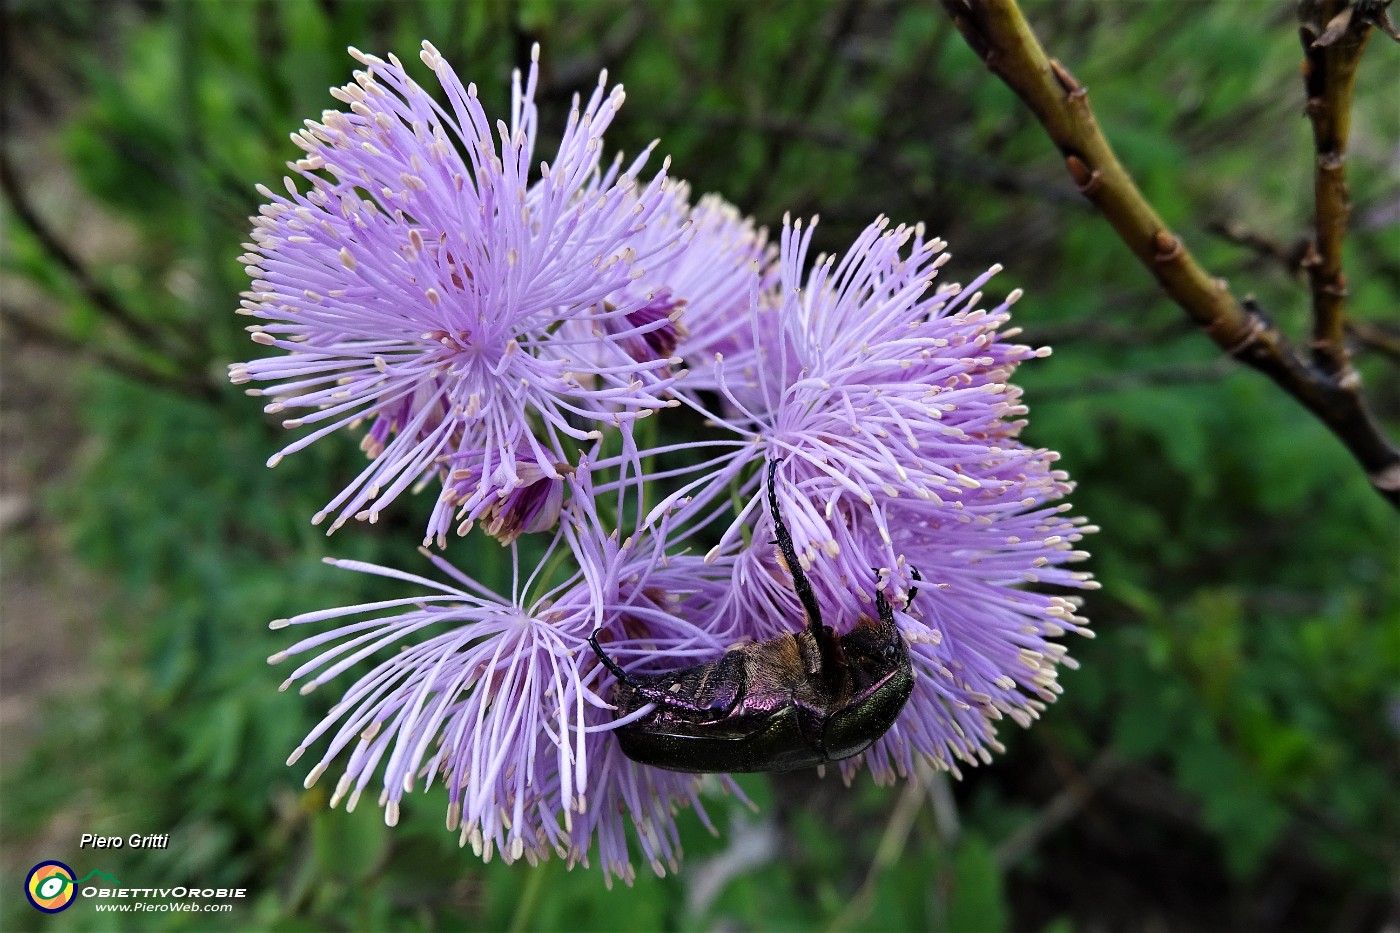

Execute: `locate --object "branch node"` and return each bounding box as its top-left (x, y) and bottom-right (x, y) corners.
top-left (1317, 151), bottom-right (1346, 171)
top-left (1227, 336), bottom-right (1262, 359)
top-left (1313, 7), bottom-right (1355, 47)
top-left (1047, 58), bottom-right (1085, 99)
top-left (1151, 230), bottom-right (1183, 264)
top-left (1220, 305), bottom-right (1268, 358)
top-left (1064, 154), bottom-right (1100, 195)
top-left (1368, 2), bottom-right (1400, 41)
top-left (1371, 461), bottom-right (1400, 493)
top-left (1300, 242), bottom-right (1323, 269)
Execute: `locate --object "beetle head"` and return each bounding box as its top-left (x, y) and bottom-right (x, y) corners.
top-left (821, 613), bottom-right (915, 760)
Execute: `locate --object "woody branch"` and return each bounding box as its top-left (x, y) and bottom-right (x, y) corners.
top-left (1298, 0), bottom-right (1370, 382)
top-left (938, 0), bottom-right (1400, 510)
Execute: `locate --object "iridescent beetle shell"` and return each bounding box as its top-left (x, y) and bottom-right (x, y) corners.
top-left (590, 460), bottom-right (915, 773)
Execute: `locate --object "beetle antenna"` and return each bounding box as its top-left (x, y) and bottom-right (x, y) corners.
top-left (768, 458), bottom-right (825, 635)
top-left (907, 567), bottom-right (921, 611)
top-left (588, 631), bottom-right (643, 689)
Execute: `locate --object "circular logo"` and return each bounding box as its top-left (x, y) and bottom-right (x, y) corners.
top-left (25, 861), bottom-right (77, 913)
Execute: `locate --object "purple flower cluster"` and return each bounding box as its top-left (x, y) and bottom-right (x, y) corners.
top-left (274, 466), bottom-right (742, 883)
top-left (663, 216), bottom-right (1096, 781)
top-left (232, 43), bottom-right (686, 546)
top-left (241, 44), bottom-right (1096, 884)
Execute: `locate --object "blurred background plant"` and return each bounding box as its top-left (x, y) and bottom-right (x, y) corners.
top-left (2, 1), bottom-right (1397, 930)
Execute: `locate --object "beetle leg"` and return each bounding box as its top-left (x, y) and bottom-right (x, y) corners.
top-left (873, 572), bottom-right (896, 626)
top-left (767, 457), bottom-right (825, 636)
top-left (588, 631), bottom-right (644, 690)
top-left (770, 458), bottom-right (847, 693)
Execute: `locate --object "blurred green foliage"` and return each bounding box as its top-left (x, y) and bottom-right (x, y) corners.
top-left (3, 0), bottom-right (1397, 930)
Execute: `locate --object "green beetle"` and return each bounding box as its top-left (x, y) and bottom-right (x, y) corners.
top-left (589, 460), bottom-right (916, 772)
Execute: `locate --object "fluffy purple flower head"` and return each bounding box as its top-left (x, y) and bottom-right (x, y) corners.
top-left (231, 43), bottom-right (687, 546)
top-left (567, 183), bottom-right (775, 382)
top-left (270, 465), bottom-right (742, 884)
top-left (655, 190), bottom-right (778, 367)
top-left (646, 214), bottom-right (1097, 778)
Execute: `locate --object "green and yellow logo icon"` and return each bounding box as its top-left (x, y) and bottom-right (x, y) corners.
top-left (25, 861), bottom-right (77, 913)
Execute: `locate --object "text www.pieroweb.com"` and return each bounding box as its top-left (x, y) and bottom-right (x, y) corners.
top-left (93, 902), bottom-right (234, 913)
